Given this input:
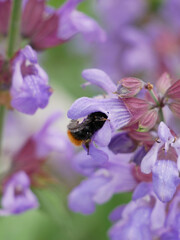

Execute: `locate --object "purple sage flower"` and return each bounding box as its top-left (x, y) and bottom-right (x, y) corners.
top-left (68, 150), bottom-right (138, 214)
top-left (68, 69), bottom-right (131, 151)
top-left (21, 0), bottom-right (106, 50)
top-left (109, 191), bottom-right (166, 240)
top-left (93, 0), bottom-right (180, 81)
top-left (10, 45), bottom-right (52, 114)
top-left (140, 122), bottom-right (180, 202)
top-left (0, 171), bottom-right (39, 215)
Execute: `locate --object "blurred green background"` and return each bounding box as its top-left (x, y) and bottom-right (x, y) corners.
top-left (0, 1), bottom-right (131, 239)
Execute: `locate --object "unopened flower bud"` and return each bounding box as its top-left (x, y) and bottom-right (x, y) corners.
top-left (116, 77), bottom-right (144, 97)
top-left (108, 132), bottom-right (137, 154)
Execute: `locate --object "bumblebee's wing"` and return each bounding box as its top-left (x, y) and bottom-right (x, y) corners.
top-left (67, 119), bottom-right (90, 133)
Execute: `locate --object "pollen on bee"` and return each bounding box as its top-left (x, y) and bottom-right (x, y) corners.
top-left (67, 130), bottom-right (83, 146)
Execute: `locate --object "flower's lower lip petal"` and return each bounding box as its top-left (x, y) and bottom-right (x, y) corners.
top-left (88, 144), bottom-right (109, 163)
top-left (93, 121), bottom-right (112, 147)
top-left (73, 144), bottom-right (108, 176)
top-left (93, 162), bottom-right (138, 204)
top-left (68, 175), bottom-right (109, 214)
top-left (72, 149), bottom-right (107, 176)
top-left (152, 160), bottom-right (180, 202)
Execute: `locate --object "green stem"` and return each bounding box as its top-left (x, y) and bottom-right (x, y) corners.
top-left (6, 0), bottom-right (22, 59)
top-left (149, 89), bottom-right (160, 106)
top-left (0, 106), bottom-right (5, 154)
top-left (159, 108), bottom-right (164, 122)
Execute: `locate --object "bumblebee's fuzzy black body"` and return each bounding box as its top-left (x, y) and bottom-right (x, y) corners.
top-left (67, 112), bottom-right (107, 147)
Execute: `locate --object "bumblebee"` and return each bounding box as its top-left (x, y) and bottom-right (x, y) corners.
top-left (67, 111), bottom-right (108, 150)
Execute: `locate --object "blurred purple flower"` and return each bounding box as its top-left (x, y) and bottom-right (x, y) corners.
top-left (22, 0), bottom-right (105, 50)
top-left (11, 111), bottom-right (76, 186)
top-left (109, 199), bottom-right (153, 240)
top-left (10, 45), bottom-right (52, 114)
top-left (0, 0), bottom-right (105, 51)
top-left (0, 0), bottom-right (106, 50)
top-left (68, 152), bottom-right (138, 214)
top-left (93, 0), bottom-right (180, 81)
top-left (109, 191), bottom-right (166, 240)
top-left (161, 193), bottom-right (180, 239)
top-left (0, 171), bottom-right (38, 215)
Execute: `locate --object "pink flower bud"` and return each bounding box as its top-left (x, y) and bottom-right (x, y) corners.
top-left (116, 77), bottom-right (144, 97)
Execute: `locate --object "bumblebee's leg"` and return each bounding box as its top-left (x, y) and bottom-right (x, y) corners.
top-left (84, 139), bottom-right (91, 155)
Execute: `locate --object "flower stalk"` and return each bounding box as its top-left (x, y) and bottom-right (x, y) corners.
top-left (0, 105), bottom-right (5, 154)
top-left (6, 0), bottom-right (22, 59)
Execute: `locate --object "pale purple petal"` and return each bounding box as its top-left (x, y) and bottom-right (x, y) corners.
top-left (158, 122), bottom-right (174, 143)
top-left (67, 97), bottom-right (108, 118)
top-left (11, 58), bottom-right (23, 90)
top-left (109, 205), bottom-right (126, 222)
top-left (172, 138), bottom-right (180, 171)
top-left (93, 121), bottom-right (112, 147)
top-left (141, 142), bottom-right (162, 174)
top-left (165, 195), bottom-right (180, 238)
top-left (106, 98), bottom-right (131, 130)
top-left (58, 10), bottom-right (106, 42)
top-left (151, 197), bottom-right (166, 230)
top-left (68, 173), bottom-right (110, 214)
top-left (21, 45), bottom-right (37, 63)
top-left (82, 69), bottom-right (116, 94)
top-left (11, 75), bottom-right (52, 114)
top-left (72, 147), bottom-right (108, 176)
top-left (109, 206), bottom-right (152, 240)
top-left (161, 230), bottom-right (179, 240)
top-left (67, 97), bottom-right (131, 130)
top-left (152, 160), bottom-right (180, 202)
top-left (93, 162), bottom-right (137, 204)
top-left (133, 182), bottom-right (152, 200)
top-left (32, 112), bottom-right (69, 157)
